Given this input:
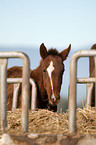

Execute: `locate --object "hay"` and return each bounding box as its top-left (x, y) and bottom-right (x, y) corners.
top-left (1, 106), bottom-right (96, 135)
top-left (77, 106), bottom-right (96, 134)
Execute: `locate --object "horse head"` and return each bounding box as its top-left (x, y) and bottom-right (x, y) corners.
top-left (40, 43), bottom-right (71, 106)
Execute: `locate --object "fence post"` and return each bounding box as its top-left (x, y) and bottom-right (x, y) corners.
top-left (21, 54), bottom-right (30, 132)
top-left (69, 55), bottom-right (77, 133)
top-left (0, 59), bottom-right (8, 131)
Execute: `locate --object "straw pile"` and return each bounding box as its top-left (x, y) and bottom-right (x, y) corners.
top-left (1, 106), bottom-right (96, 135)
top-left (77, 106), bottom-right (96, 134)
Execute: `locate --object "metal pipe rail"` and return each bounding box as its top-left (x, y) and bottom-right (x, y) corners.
top-left (77, 78), bottom-right (96, 83)
top-left (77, 78), bottom-right (95, 107)
top-left (69, 50), bottom-right (96, 133)
top-left (0, 51), bottom-right (30, 132)
top-left (7, 78), bottom-right (37, 110)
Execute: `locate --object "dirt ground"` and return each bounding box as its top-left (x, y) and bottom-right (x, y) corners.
top-left (0, 133), bottom-right (96, 145)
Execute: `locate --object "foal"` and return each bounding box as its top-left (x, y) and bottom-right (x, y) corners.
top-left (7, 43), bottom-right (71, 111)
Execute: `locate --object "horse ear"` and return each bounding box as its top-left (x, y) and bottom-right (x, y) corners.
top-left (60, 44), bottom-right (71, 61)
top-left (40, 43), bottom-right (48, 59)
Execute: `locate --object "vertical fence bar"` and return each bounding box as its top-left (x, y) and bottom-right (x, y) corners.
top-left (69, 56), bottom-right (77, 133)
top-left (30, 78), bottom-right (37, 110)
top-left (0, 59), bottom-right (8, 131)
top-left (86, 83), bottom-right (93, 107)
top-left (12, 83), bottom-right (20, 110)
top-left (21, 55), bottom-right (30, 132)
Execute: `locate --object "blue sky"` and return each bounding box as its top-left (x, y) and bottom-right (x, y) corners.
top-left (0, 0), bottom-right (96, 49)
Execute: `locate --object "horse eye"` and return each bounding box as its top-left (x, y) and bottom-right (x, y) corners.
top-left (43, 69), bottom-right (46, 72)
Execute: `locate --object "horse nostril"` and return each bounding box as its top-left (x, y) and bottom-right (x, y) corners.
top-left (50, 94), bottom-right (60, 104)
top-left (52, 98), bottom-right (56, 102)
top-left (57, 96), bottom-right (60, 100)
top-left (51, 95), bottom-right (60, 102)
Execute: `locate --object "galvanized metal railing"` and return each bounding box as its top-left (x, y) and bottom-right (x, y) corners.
top-left (69, 50), bottom-right (96, 133)
top-left (0, 51), bottom-right (30, 132)
top-left (7, 78), bottom-right (37, 110)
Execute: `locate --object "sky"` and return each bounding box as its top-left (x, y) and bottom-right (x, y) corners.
top-left (0, 0), bottom-right (96, 49)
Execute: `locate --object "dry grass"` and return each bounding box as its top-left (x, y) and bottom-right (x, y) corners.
top-left (77, 106), bottom-right (96, 134)
top-left (0, 106), bottom-right (96, 135)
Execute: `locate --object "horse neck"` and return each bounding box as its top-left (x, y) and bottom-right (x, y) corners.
top-left (30, 66), bottom-right (45, 91)
top-left (30, 66), bottom-right (41, 81)
top-left (30, 65), bottom-right (48, 100)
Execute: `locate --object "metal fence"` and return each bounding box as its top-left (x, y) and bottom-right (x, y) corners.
top-left (7, 78), bottom-right (37, 110)
top-left (0, 51), bottom-right (30, 132)
top-left (1, 50), bottom-right (95, 134)
top-left (68, 50), bottom-right (96, 133)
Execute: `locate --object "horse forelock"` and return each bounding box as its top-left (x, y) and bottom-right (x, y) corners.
top-left (47, 48), bottom-right (61, 56)
top-left (91, 44), bottom-right (96, 50)
top-left (40, 49), bottom-right (61, 66)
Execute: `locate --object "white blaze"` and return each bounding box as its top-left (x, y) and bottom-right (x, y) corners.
top-left (47, 61), bottom-right (56, 101)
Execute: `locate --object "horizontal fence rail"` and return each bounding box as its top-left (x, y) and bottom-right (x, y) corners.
top-left (77, 78), bottom-right (96, 83)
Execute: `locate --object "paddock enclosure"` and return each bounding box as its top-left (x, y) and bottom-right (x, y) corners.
top-left (0, 46), bottom-right (96, 144)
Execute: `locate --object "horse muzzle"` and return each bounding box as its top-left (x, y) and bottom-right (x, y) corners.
top-left (49, 94), bottom-right (60, 105)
